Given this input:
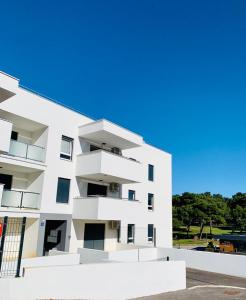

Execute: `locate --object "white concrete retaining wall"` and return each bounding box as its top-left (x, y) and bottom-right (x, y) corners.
top-left (158, 247), bottom-right (246, 278)
top-left (78, 247), bottom-right (109, 263)
top-left (21, 252), bottom-right (80, 270)
top-left (109, 247), bottom-right (159, 262)
top-left (0, 261), bottom-right (186, 300)
top-left (78, 247), bottom-right (164, 263)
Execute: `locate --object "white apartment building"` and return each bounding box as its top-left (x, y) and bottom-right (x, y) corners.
top-left (0, 71), bottom-right (172, 258)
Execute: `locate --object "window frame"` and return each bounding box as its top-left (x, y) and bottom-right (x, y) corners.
top-left (148, 164), bottom-right (154, 181)
top-left (148, 193), bottom-right (154, 211)
top-left (60, 135), bottom-right (74, 161)
top-left (128, 190), bottom-right (136, 201)
top-left (56, 177), bottom-right (71, 204)
top-left (127, 224), bottom-right (135, 244)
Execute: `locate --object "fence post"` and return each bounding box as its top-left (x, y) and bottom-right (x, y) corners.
top-left (0, 216), bottom-right (8, 276)
top-left (16, 217), bottom-right (26, 277)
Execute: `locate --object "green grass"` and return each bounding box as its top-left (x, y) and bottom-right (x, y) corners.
top-left (173, 239), bottom-right (208, 246)
top-left (173, 226), bottom-right (245, 246)
top-left (173, 226), bottom-right (233, 245)
top-left (173, 226), bottom-right (231, 237)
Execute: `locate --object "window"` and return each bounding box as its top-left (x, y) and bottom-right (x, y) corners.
top-left (11, 131), bottom-right (18, 141)
top-left (90, 144), bottom-right (101, 152)
top-left (60, 136), bottom-right (73, 160)
top-left (127, 224), bottom-right (135, 243)
top-left (148, 164), bottom-right (154, 181)
top-left (148, 193), bottom-right (154, 210)
top-left (148, 224), bottom-right (154, 242)
top-left (128, 190), bottom-right (136, 201)
top-left (117, 225), bottom-right (121, 243)
top-left (56, 178), bottom-right (71, 203)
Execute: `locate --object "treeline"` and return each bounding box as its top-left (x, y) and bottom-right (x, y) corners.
top-left (173, 192), bottom-right (246, 238)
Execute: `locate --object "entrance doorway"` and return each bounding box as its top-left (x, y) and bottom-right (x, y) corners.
top-left (84, 223), bottom-right (105, 250)
top-left (43, 220), bottom-right (67, 255)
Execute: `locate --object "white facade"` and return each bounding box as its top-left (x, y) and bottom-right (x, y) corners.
top-left (0, 71), bottom-right (172, 258)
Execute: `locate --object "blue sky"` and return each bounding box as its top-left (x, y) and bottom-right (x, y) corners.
top-left (1, 1), bottom-right (246, 196)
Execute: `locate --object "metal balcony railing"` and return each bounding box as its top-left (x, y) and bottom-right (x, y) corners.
top-left (1, 190), bottom-right (40, 209)
top-left (8, 140), bottom-right (45, 162)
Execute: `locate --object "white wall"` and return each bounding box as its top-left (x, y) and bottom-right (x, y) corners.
top-left (21, 252), bottom-right (80, 270)
top-left (0, 261), bottom-right (186, 300)
top-left (0, 118), bottom-right (12, 153)
top-left (159, 247), bottom-right (246, 278)
top-left (22, 218), bottom-right (39, 258)
top-left (78, 247), bottom-right (163, 263)
top-left (0, 184), bottom-right (3, 203)
top-left (122, 144), bottom-right (172, 248)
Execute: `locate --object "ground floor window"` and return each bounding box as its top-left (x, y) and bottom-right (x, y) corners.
top-left (117, 225), bottom-right (121, 243)
top-left (148, 224), bottom-right (154, 242)
top-left (127, 224), bottom-right (135, 243)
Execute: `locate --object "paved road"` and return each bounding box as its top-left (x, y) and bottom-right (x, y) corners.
top-left (135, 268), bottom-right (246, 300)
top-left (186, 268), bottom-right (246, 288)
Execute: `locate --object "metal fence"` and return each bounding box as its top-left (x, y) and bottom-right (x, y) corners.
top-left (0, 216), bottom-right (26, 278)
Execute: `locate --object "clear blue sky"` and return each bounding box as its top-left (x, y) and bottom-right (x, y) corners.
top-left (1, 1), bottom-right (246, 196)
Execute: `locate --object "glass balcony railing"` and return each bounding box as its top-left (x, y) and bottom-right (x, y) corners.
top-left (1, 190), bottom-right (40, 209)
top-left (9, 140), bottom-right (45, 162)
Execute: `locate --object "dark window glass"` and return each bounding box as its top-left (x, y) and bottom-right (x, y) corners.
top-left (127, 224), bottom-right (135, 243)
top-left (87, 183), bottom-right (107, 197)
top-left (90, 144), bottom-right (101, 152)
top-left (56, 178), bottom-right (70, 203)
top-left (128, 190), bottom-right (136, 201)
top-left (11, 131), bottom-right (18, 141)
top-left (148, 164), bottom-right (154, 181)
top-left (148, 224), bottom-right (154, 242)
top-left (148, 193), bottom-right (154, 210)
top-left (0, 174), bottom-right (13, 190)
top-left (117, 225), bottom-right (121, 243)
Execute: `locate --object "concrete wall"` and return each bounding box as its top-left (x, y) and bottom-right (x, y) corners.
top-left (78, 246), bottom-right (164, 263)
top-left (122, 144), bottom-right (172, 248)
top-left (21, 252), bottom-right (80, 270)
top-left (0, 118), bottom-right (12, 153)
top-left (22, 218), bottom-right (39, 258)
top-left (159, 248), bottom-right (246, 278)
top-left (0, 261), bottom-right (186, 300)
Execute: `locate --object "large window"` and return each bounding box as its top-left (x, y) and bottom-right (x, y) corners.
top-left (56, 178), bottom-right (71, 203)
top-left (128, 190), bottom-right (136, 201)
top-left (148, 193), bottom-right (154, 211)
top-left (60, 136), bottom-right (73, 160)
top-left (148, 164), bottom-right (154, 181)
top-left (148, 224), bottom-right (154, 242)
top-left (127, 224), bottom-right (135, 243)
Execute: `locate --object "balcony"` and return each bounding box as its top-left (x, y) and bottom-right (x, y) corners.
top-left (79, 119), bottom-right (143, 149)
top-left (73, 196), bottom-right (144, 220)
top-left (0, 71), bottom-right (18, 102)
top-left (8, 140), bottom-right (45, 163)
top-left (76, 150), bottom-right (144, 184)
top-left (0, 189), bottom-right (40, 210)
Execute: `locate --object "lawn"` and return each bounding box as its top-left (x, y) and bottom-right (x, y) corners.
top-left (173, 239), bottom-right (208, 246)
top-left (173, 226), bottom-right (232, 246)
